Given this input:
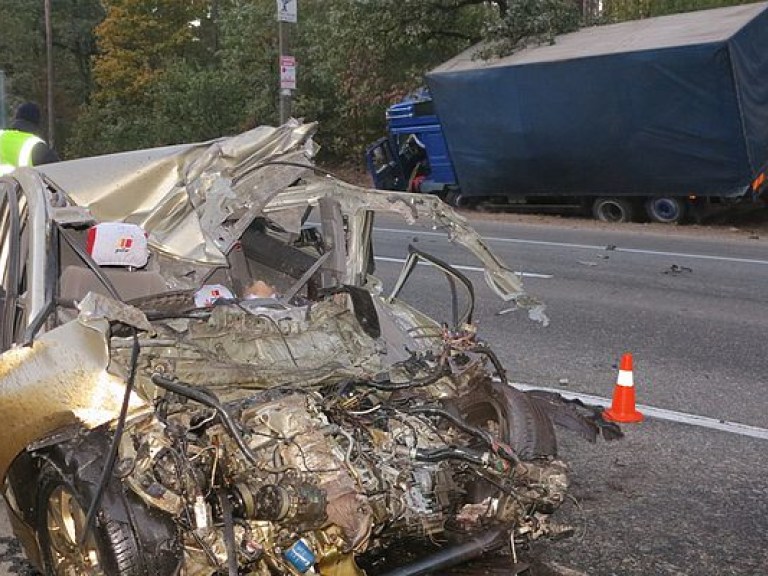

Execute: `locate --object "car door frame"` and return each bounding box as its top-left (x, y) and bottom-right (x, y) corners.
top-left (0, 178), bottom-right (21, 352)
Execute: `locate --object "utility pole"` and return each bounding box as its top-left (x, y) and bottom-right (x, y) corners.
top-left (0, 70), bottom-right (6, 128)
top-left (277, 1), bottom-right (297, 123)
top-left (44, 0), bottom-right (55, 146)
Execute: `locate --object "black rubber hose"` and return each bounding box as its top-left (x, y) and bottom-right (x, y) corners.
top-left (218, 488), bottom-right (239, 576)
top-left (414, 447), bottom-right (487, 466)
top-left (471, 345), bottom-right (508, 383)
top-left (356, 367), bottom-right (448, 391)
top-left (151, 373), bottom-right (261, 468)
top-left (79, 331), bottom-right (140, 545)
top-left (405, 406), bottom-right (495, 447)
top-left (379, 528), bottom-right (505, 576)
top-left (406, 406), bottom-right (519, 465)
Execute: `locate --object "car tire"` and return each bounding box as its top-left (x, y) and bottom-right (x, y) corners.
top-left (35, 430), bottom-right (182, 576)
top-left (455, 380), bottom-right (558, 505)
top-left (37, 461), bottom-right (142, 576)
top-left (645, 197), bottom-right (687, 224)
top-left (458, 380), bottom-right (557, 460)
top-left (592, 197), bottom-right (635, 223)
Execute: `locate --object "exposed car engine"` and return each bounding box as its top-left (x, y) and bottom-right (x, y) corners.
top-left (113, 297), bottom-right (570, 575)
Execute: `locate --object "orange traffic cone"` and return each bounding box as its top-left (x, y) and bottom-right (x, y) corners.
top-left (603, 353), bottom-right (643, 423)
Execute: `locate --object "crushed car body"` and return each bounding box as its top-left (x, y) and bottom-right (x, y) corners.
top-left (0, 122), bottom-right (617, 576)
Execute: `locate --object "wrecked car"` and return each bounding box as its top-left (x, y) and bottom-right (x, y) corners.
top-left (0, 122), bottom-right (617, 576)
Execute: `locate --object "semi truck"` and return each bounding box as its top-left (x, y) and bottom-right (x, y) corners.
top-left (366, 3), bottom-right (768, 223)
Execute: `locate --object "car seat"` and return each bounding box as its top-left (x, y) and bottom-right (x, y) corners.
top-left (59, 223), bottom-right (167, 302)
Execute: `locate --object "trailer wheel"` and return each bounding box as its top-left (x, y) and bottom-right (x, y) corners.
top-left (445, 191), bottom-right (477, 209)
top-left (592, 197), bottom-right (634, 223)
top-left (645, 197), bottom-right (686, 224)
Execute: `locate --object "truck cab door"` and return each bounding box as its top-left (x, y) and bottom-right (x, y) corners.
top-left (365, 137), bottom-right (407, 191)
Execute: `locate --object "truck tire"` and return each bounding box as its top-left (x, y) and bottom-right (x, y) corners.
top-left (445, 191), bottom-right (477, 209)
top-left (592, 197), bottom-right (635, 223)
top-left (645, 197), bottom-right (686, 224)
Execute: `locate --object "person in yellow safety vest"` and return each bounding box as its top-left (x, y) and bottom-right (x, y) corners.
top-left (0, 102), bottom-right (59, 175)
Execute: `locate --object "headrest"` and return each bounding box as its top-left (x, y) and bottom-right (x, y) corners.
top-left (86, 223), bottom-right (149, 268)
top-left (194, 284), bottom-right (234, 308)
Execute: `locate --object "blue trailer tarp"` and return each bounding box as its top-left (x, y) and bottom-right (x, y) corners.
top-left (426, 3), bottom-right (768, 199)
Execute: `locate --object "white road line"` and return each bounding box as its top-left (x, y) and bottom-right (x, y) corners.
top-left (374, 256), bottom-right (553, 279)
top-left (374, 227), bottom-right (768, 266)
top-left (510, 382), bottom-right (768, 441)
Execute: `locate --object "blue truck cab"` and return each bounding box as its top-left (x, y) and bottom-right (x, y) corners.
top-left (365, 92), bottom-right (457, 195)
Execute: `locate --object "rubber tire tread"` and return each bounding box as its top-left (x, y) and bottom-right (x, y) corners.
top-left (34, 429), bottom-right (182, 576)
top-left (592, 197), bottom-right (634, 223)
top-left (645, 197), bottom-right (686, 224)
top-left (36, 462), bottom-right (142, 576)
top-left (458, 379), bottom-right (557, 460)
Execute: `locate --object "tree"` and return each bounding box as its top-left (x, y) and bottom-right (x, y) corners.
top-left (0, 0), bottom-right (102, 148)
top-left (90, 0), bottom-right (208, 104)
top-left (293, 0), bottom-right (492, 159)
top-left (68, 0), bottom-right (212, 155)
top-left (65, 0), bottom-right (759, 161)
top-left (482, 0), bottom-right (581, 57)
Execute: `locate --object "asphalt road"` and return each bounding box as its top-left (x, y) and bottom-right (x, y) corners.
top-left (2, 213), bottom-right (767, 575)
top-left (368, 213), bottom-right (768, 576)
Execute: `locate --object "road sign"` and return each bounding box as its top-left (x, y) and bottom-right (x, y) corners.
top-left (280, 55), bottom-right (296, 91)
top-left (277, 0), bottom-right (297, 23)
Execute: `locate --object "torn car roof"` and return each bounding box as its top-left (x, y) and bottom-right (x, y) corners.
top-left (40, 121), bottom-right (318, 264)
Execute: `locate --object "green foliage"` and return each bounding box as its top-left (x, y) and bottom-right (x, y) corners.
top-left (60, 0), bottom-right (760, 161)
top-left (212, 0), bottom-right (280, 128)
top-left (0, 0), bottom-right (103, 148)
top-left (0, 0), bottom-right (45, 111)
top-left (601, 0), bottom-right (749, 21)
top-left (68, 0), bottom-right (279, 156)
top-left (91, 0), bottom-right (209, 103)
top-left (70, 0), bottom-right (491, 159)
top-left (294, 0), bottom-right (490, 159)
top-left (481, 0), bottom-right (581, 58)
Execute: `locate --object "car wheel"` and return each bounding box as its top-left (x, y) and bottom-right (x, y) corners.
top-left (455, 380), bottom-right (557, 504)
top-left (37, 462), bottom-right (140, 576)
top-left (459, 380), bottom-right (557, 460)
top-left (645, 197), bottom-right (686, 224)
top-left (35, 430), bottom-right (182, 576)
top-left (592, 197), bottom-right (635, 223)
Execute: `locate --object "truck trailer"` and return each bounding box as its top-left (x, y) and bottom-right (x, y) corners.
top-left (366, 2), bottom-right (768, 223)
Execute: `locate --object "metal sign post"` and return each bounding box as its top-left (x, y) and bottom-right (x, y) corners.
top-left (44, 0), bottom-right (55, 146)
top-left (277, 0), bottom-right (297, 123)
